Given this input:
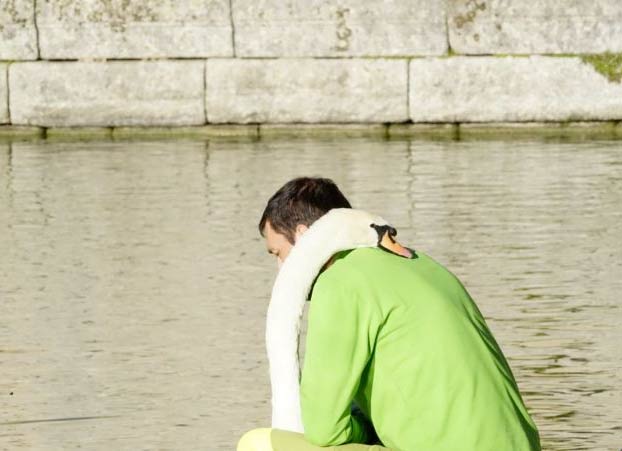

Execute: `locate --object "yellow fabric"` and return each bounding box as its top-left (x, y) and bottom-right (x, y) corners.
top-left (237, 428), bottom-right (389, 451)
top-left (237, 428), bottom-right (273, 451)
top-left (271, 429), bottom-right (389, 450)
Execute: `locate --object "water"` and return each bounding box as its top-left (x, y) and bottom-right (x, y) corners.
top-left (0, 138), bottom-right (620, 450)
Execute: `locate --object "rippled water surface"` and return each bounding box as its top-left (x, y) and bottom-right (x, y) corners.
top-left (1, 138), bottom-right (620, 450)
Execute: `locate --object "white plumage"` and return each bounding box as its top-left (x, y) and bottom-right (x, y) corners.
top-left (266, 208), bottom-right (388, 432)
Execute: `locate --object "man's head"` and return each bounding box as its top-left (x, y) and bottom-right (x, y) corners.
top-left (259, 177), bottom-right (351, 266)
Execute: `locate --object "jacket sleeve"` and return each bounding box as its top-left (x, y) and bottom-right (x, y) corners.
top-left (300, 274), bottom-right (377, 446)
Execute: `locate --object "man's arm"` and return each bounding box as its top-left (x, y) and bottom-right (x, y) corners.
top-left (300, 275), bottom-right (377, 446)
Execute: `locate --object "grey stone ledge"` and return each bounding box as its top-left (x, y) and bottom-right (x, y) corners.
top-left (459, 121), bottom-right (622, 140)
top-left (1, 122), bottom-right (621, 143)
top-left (259, 123), bottom-right (387, 139)
top-left (112, 125), bottom-right (259, 140)
top-left (0, 126), bottom-right (45, 141)
top-left (46, 127), bottom-right (113, 141)
top-left (387, 124), bottom-right (459, 140)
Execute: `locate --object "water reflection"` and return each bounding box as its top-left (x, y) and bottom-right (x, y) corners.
top-left (0, 138), bottom-right (620, 450)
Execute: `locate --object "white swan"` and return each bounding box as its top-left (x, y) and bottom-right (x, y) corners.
top-left (266, 208), bottom-right (389, 432)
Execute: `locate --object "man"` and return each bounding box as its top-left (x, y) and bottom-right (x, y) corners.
top-left (238, 177), bottom-right (540, 450)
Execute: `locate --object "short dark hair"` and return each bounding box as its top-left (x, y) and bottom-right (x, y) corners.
top-left (258, 177), bottom-right (352, 243)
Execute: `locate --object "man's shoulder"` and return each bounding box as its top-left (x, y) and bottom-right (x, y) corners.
top-left (324, 247), bottom-right (382, 274)
top-left (309, 249), bottom-right (383, 311)
top-left (329, 246), bottom-right (425, 272)
top-left (313, 246), bottom-right (453, 294)
top-left (311, 248), bottom-right (369, 294)
top-left (313, 247), bottom-right (403, 291)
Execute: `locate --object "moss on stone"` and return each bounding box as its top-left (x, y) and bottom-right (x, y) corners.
top-left (387, 123), bottom-right (458, 141)
top-left (259, 124), bottom-right (387, 140)
top-left (581, 53), bottom-right (622, 83)
top-left (46, 127), bottom-right (113, 141)
top-left (0, 126), bottom-right (45, 142)
top-left (459, 121), bottom-right (621, 142)
top-left (112, 125), bottom-right (259, 141)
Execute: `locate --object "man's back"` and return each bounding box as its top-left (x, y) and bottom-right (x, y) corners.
top-left (301, 247), bottom-right (540, 450)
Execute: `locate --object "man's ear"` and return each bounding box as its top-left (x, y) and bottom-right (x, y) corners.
top-left (294, 224), bottom-right (308, 241)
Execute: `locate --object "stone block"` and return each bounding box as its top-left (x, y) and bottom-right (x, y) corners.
top-left (0, 0), bottom-right (38, 59)
top-left (37, 0), bottom-right (232, 59)
top-left (206, 59), bottom-right (408, 123)
top-left (409, 56), bottom-right (622, 123)
top-left (233, 0), bottom-right (447, 57)
top-left (0, 64), bottom-right (8, 124)
top-left (448, 0), bottom-right (622, 54)
top-left (10, 61), bottom-right (205, 127)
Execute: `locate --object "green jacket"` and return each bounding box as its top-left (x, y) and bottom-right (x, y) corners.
top-left (300, 247), bottom-right (540, 450)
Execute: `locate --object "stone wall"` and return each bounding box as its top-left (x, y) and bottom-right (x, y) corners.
top-left (1, 0), bottom-right (622, 127)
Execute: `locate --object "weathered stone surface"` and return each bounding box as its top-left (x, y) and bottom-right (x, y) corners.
top-left (448, 0), bottom-right (622, 54)
top-left (38, 0), bottom-right (232, 59)
top-left (206, 59), bottom-right (408, 123)
top-left (0, 65), bottom-right (8, 124)
top-left (10, 61), bottom-right (205, 126)
top-left (409, 56), bottom-right (622, 123)
top-left (233, 0), bottom-right (446, 57)
top-left (0, 0), bottom-right (38, 59)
